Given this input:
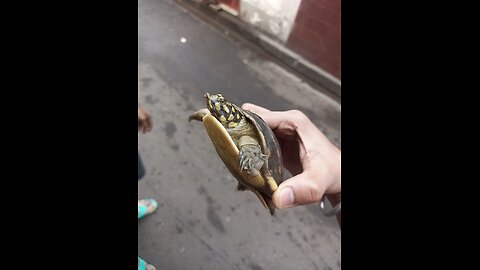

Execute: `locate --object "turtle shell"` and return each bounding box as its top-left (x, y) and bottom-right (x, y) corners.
top-left (242, 109), bottom-right (284, 188)
top-left (201, 109), bottom-right (283, 214)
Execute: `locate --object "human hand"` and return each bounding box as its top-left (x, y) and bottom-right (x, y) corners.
top-left (138, 105), bottom-right (153, 133)
top-left (241, 103), bottom-right (341, 209)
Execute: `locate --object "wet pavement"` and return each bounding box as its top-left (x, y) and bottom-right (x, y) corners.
top-left (138, 0), bottom-right (341, 269)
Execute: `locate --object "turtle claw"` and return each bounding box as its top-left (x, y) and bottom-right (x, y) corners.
top-left (238, 144), bottom-right (265, 176)
top-left (238, 150), bottom-right (247, 172)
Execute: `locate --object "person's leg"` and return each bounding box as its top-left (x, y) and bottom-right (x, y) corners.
top-left (138, 153), bottom-right (157, 269)
top-left (138, 152), bottom-right (146, 180)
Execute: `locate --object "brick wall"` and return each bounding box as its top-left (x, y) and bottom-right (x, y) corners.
top-left (216, 0), bottom-right (239, 11)
top-left (287, 0), bottom-right (340, 79)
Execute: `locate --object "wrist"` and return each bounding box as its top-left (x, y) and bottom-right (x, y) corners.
top-left (325, 156), bottom-right (341, 195)
top-left (320, 191), bottom-right (341, 218)
top-left (326, 192), bottom-right (341, 207)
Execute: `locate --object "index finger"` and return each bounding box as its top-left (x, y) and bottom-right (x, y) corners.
top-left (241, 103), bottom-right (280, 130)
top-left (241, 103), bottom-right (271, 114)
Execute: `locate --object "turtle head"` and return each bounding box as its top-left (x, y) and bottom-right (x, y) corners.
top-left (204, 93), bottom-right (243, 128)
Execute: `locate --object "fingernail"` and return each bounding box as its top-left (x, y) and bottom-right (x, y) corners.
top-left (279, 186), bottom-right (295, 208)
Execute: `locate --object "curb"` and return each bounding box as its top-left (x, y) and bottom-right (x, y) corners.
top-left (175, 0), bottom-right (341, 101)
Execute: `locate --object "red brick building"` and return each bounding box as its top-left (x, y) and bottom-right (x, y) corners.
top-left (213, 0), bottom-right (341, 80)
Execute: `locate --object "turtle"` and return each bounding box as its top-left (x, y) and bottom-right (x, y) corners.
top-left (189, 93), bottom-right (283, 215)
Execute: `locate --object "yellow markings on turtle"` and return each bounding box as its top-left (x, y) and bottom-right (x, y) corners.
top-left (228, 121), bottom-right (238, 128)
top-left (219, 115), bottom-right (226, 123)
top-left (231, 107), bottom-right (235, 113)
top-left (208, 101), bottom-right (213, 109)
top-left (236, 113), bottom-right (241, 120)
top-left (215, 102), bottom-right (221, 110)
top-left (223, 105), bottom-right (230, 113)
top-left (228, 114), bottom-right (234, 121)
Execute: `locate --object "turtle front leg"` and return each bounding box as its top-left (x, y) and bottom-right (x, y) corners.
top-left (188, 108), bottom-right (210, 122)
top-left (238, 136), bottom-right (266, 176)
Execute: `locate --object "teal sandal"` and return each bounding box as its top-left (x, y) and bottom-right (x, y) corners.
top-left (138, 257), bottom-right (156, 270)
top-left (138, 198), bottom-right (158, 219)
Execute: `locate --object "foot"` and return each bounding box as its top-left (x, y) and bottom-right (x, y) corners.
top-left (188, 108), bottom-right (210, 122)
top-left (238, 144), bottom-right (266, 176)
top-left (138, 257), bottom-right (156, 270)
top-left (138, 198), bottom-right (158, 219)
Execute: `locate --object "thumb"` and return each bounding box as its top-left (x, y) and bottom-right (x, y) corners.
top-left (272, 172), bottom-right (324, 208)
